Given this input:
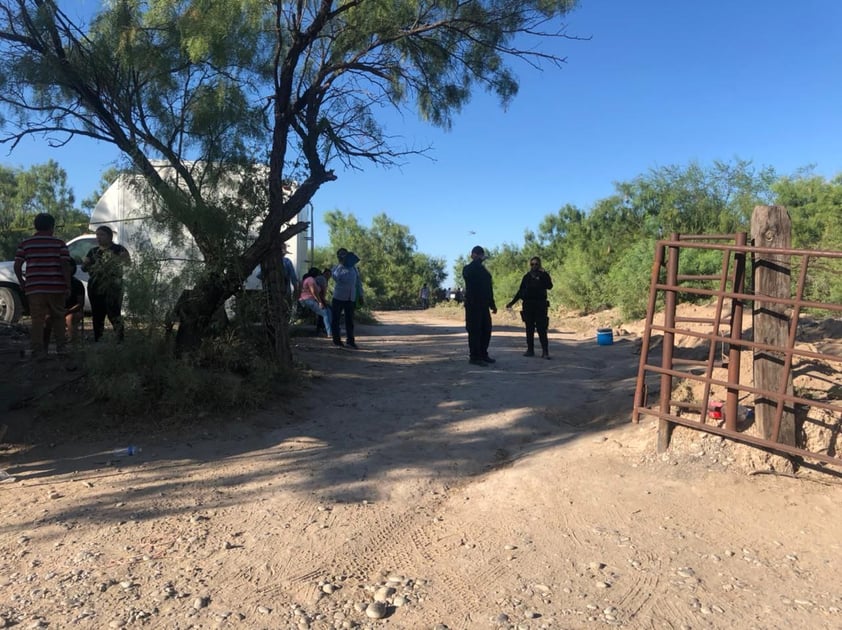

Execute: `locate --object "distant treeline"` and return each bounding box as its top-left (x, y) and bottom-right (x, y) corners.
top-left (5, 159), bottom-right (841, 318)
top-left (455, 159), bottom-right (842, 319)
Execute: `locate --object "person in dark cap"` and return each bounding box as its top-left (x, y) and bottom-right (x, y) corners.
top-left (461, 245), bottom-right (497, 366)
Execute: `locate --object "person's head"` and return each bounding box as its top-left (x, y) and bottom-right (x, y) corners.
top-left (33, 213), bottom-right (55, 233)
top-left (336, 247), bottom-right (348, 262)
top-left (322, 268), bottom-right (332, 279)
top-left (95, 225), bottom-right (114, 246)
top-left (470, 245), bottom-right (485, 261)
top-left (529, 256), bottom-right (542, 270)
top-left (308, 266), bottom-right (321, 278)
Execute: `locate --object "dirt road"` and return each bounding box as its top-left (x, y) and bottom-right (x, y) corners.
top-left (1, 309), bottom-right (841, 629)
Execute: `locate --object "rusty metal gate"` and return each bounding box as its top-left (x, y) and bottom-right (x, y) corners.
top-left (631, 233), bottom-right (842, 468)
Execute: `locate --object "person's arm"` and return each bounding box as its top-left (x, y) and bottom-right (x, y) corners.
top-left (81, 248), bottom-right (94, 272)
top-left (506, 275), bottom-right (526, 308)
top-left (13, 258), bottom-right (24, 286)
top-left (355, 270), bottom-right (364, 306)
top-left (543, 270), bottom-right (553, 290)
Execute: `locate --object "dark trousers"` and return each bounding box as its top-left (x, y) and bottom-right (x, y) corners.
top-left (465, 304), bottom-right (492, 359)
top-left (522, 300), bottom-right (549, 353)
top-left (90, 289), bottom-right (124, 341)
top-left (331, 298), bottom-right (356, 343)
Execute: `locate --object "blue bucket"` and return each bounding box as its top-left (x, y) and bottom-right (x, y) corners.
top-left (596, 328), bottom-right (614, 346)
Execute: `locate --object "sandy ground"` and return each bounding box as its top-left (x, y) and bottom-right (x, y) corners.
top-left (1, 308), bottom-right (842, 630)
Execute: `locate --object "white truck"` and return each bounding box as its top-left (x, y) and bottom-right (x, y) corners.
top-left (0, 169), bottom-right (308, 323)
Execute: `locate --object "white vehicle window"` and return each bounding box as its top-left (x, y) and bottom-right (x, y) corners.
top-left (68, 237), bottom-right (97, 263)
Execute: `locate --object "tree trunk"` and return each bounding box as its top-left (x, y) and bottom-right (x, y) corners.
top-left (171, 277), bottom-right (230, 357)
top-left (259, 240), bottom-right (293, 366)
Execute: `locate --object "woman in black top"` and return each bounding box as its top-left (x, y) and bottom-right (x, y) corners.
top-left (506, 256), bottom-right (554, 359)
top-left (82, 226), bottom-right (131, 342)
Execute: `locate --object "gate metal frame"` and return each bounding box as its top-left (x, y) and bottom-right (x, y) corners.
top-left (632, 233), bottom-right (842, 467)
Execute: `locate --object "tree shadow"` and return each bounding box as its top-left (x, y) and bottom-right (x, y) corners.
top-left (0, 314), bottom-right (644, 538)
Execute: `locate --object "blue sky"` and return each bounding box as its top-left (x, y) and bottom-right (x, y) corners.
top-left (3, 1), bottom-right (842, 284)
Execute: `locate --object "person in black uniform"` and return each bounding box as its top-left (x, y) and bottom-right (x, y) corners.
top-left (462, 245), bottom-right (497, 366)
top-left (506, 256), bottom-right (554, 359)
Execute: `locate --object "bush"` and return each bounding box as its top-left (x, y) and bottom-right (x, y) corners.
top-left (606, 239), bottom-right (657, 320)
top-left (80, 328), bottom-right (291, 421)
top-left (554, 246), bottom-right (607, 314)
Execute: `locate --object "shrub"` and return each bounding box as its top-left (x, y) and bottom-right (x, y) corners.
top-left (554, 246), bottom-right (607, 314)
top-left (606, 239), bottom-right (657, 320)
top-left (80, 328), bottom-right (291, 421)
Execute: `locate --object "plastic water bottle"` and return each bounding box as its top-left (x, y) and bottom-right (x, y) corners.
top-left (112, 445), bottom-right (142, 457)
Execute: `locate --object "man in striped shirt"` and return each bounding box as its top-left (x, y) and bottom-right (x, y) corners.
top-left (14, 213), bottom-right (72, 357)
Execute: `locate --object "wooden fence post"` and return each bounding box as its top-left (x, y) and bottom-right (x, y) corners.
top-left (751, 205), bottom-right (796, 446)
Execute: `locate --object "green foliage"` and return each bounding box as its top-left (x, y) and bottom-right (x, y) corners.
top-left (553, 245), bottom-right (606, 314)
top-left (81, 329), bottom-right (287, 418)
top-left (605, 239), bottom-right (657, 320)
top-left (508, 162), bottom-right (842, 322)
top-left (0, 0), bottom-right (580, 350)
top-left (482, 243), bottom-right (530, 305)
top-left (772, 172), bottom-right (842, 305)
top-left (520, 159), bottom-right (783, 318)
top-left (323, 210), bottom-right (446, 308)
top-left (0, 161), bottom-right (90, 258)
top-left (121, 245), bottom-right (204, 326)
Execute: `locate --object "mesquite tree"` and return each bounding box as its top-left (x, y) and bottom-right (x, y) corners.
top-left (0, 0), bottom-right (579, 363)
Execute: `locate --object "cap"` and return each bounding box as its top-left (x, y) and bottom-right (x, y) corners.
top-left (471, 245), bottom-right (485, 257)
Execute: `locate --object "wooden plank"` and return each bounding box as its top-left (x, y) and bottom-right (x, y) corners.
top-left (751, 205), bottom-right (796, 446)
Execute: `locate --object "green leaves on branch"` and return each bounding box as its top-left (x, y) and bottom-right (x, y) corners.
top-left (323, 210), bottom-right (446, 308)
top-left (466, 160), bottom-right (842, 321)
top-left (0, 161), bottom-right (89, 259)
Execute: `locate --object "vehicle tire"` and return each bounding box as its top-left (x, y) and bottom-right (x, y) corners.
top-left (0, 285), bottom-right (23, 323)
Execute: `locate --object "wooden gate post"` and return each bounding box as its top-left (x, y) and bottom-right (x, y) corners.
top-left (751, 205), bottom-right (796, 446)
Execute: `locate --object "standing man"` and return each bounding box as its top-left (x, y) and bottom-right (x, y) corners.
top-left (331, 248), bottom-right (363, 348)
top-left (506, 256), bottom-right (554, 359)
top-left (419, 283), bottom-right (430, 309)
top-left (281, 242), bottom-right (300, 300)
top-left (14, 213), bottom-right (73, 357)
top-left (462, 245), bottom-right (497, 366)
top-left (82, 225), bottom-right (130, 342)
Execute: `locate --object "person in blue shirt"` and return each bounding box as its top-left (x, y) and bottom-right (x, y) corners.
top-left (331, 248), bottom-right (363, 348)
top-left (281, 243), bottom-right (299, 299)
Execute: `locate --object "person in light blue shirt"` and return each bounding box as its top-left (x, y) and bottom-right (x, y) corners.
top-left (331, 248), bottom-right (363, 348)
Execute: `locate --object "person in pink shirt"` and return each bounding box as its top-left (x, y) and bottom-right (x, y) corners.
top-left (298, 267), bottom-right (333, 337)
top-left (14, 213), bottom-right (72, 357)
